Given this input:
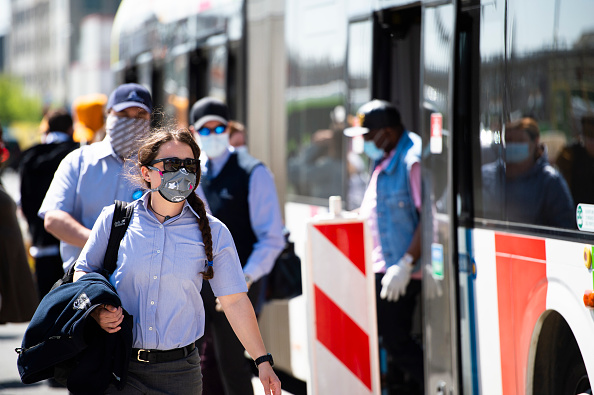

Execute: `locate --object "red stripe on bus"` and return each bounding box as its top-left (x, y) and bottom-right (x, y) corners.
top-left (314, 223), bottom-right (366, 275)
top-left (495, 233), bottom-right (547, 261)
top-left (495, 234), bottom-right (547, 395)
top-left (314, 285), bottom-right (372, 390)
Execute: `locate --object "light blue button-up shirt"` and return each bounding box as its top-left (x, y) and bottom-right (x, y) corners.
top-left (75, 192), bottom-right (247, 350)
top-left (38, 140), bottom-right (142, 271)
top-left (197, 147), bottom-right (285, 282)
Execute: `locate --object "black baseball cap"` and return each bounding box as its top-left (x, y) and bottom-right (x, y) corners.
top-left (107, 83), bottom-right (153, 114)
top-left (343, 99), bottom-right (402, 137)
top-left (190, 97), bottom-right (229, 130)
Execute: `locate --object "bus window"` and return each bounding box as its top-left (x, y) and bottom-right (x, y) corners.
top-left (164, 50), bottom-right (189, 128)
top-left (475, 0), bottom-right (594, 231)
top-left (346, 19), bottom-right (373, 210)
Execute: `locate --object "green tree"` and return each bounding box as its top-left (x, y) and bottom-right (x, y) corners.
top-left (0, 74), bottom-right (43, 124)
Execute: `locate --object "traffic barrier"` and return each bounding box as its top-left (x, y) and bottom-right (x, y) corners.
top-left (304, 197), bottom-right (380, 394)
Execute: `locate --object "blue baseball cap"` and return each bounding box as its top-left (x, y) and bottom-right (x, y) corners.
top-left (107, 83), bottom-right (153, 114)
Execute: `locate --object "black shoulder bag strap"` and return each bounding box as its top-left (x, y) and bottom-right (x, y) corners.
top-left (101, 200), bottom-right (134, 278)
top-left (52, 201), bottom-right (134, 289)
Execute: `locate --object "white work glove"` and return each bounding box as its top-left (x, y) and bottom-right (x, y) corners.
top-left (380, 253), bottom-right (414, 302)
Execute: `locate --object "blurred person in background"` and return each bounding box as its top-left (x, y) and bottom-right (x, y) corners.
top-left (0, 124), bottom-right (39, 323)
top-left (19, 109), bottom-right (79, 298)
top-left (228, 120), bottom-right (248, 153)
top-left (72, 93), bottom-right (108, 144)
top-left (39, 83), bottom-right (153, 273)
top-left (189, 97), bottom-right (285, 395)
top-left (557, 114), bottom-right (594, 206)
top-left (482, 117), bottom-right (574, 228)
top-left (344, 99), bottom-right (424, 395)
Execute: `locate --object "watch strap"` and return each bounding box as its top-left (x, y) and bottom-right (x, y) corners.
top-left (254, 353), bottom-right (274, 367)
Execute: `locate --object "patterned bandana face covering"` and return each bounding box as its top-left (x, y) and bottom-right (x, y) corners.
top-left (106, 115), bottom-right (150, 158)
top-left (148, 167), bottom-right (197, 203)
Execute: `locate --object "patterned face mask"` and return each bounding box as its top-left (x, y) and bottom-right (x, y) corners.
top-left (148, 166), bottom-right (197, 203)
top-left (106, 115), bottom-right (150, 159)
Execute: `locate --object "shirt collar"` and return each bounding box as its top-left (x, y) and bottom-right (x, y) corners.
top-left (44, 131), bottom-right (72, 144)
top-left (140, 191), bottom-right (202, 220)
top-left (205, 147), bottom-right (232, 177)
top-left (383, 130), bottom-right (412, 174)
top-left (94, 138), bottom-right (123, 162)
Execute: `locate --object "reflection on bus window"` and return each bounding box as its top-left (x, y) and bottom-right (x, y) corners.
top-left (557, 115), bottom-right (594, 207)
top-left (475, 0), bottom-right (594, 231)
top-left (481, 118), bottom-right (574, 228)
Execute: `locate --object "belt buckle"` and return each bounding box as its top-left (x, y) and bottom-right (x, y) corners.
top-left (137, 349), bottom-right (150, 363)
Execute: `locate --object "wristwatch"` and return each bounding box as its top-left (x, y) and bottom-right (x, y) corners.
top-left (254, 353), bottom-right (274, 368)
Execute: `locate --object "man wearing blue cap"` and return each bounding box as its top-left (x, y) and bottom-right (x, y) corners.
top-left (39, 83), bottom-right (153, 273)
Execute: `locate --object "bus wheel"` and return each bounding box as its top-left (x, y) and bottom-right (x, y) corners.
top-left (563, 363), bottom-right (590, 395)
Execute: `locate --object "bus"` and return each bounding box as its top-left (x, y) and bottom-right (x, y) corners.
top-left (111, 0), bottom-right (594, 393)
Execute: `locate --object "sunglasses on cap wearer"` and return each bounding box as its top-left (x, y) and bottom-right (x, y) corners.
top-left (148, 157), bottom-right (199, 174)
top-left (197, 125), bottom-right (226, 136)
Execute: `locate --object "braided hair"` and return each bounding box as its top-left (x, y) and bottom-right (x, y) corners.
top-left (132, 127), bottom-right (215, 279)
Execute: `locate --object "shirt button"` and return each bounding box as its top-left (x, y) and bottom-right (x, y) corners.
top-left (159, 225), bottom-right (163, 229)
top-left (153, 276), bottom-right (157, 280)
top-left (149, 327), bottom-right (153, 331)
top-left (151, 301), bottom-right (155, 305)
top-left (156, 250), bottom-right (161, 254)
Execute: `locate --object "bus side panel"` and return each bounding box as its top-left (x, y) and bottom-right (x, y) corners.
top-left (472, 228), bottom-right (503, 394)
top-left (493, 234), bottom-right (547, 395)
top-left (545, 239), bottom-right (594, 382)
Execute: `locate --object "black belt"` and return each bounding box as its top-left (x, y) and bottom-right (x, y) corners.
top-left (133, 344), bottom-right (195, 363)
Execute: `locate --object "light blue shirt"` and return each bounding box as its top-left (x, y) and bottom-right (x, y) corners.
top-left (75, 192), bottom-right (247, 350)
top-left (38, 139), bottom-right (142, 271)
top-left (196, 147), bottom-right (285, 282)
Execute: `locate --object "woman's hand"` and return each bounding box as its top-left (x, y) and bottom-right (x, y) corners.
top-left (90, 304), bottom-right (123, 333)
top-left (258, 362), bottom-right (282, 395)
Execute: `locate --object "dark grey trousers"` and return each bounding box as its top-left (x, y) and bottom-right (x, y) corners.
top-left (104, 348), bottom-right (202, 394)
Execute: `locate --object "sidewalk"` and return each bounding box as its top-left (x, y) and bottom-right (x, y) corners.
top-left (0, 322), bottom-right (289, 394)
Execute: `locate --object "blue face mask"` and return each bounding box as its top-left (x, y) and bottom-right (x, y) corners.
top-left (363, 140), bottom-right (385, 161)
top-left (506, 142), bottom-right (530, 163)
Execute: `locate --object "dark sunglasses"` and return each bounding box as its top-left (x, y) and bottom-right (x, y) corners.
top-left (148, 157), bottom-right (199, 173)
top-left (198, 125), bottom-right (226, 136)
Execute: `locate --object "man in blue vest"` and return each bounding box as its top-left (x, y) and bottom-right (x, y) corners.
top-left (344, 99), bottom-right (424, 395)
top-left (190, 97), bottom-right (284, 395)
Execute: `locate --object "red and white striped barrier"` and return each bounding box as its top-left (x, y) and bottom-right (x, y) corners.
top-left (305, 211), bottom-right (380, 395)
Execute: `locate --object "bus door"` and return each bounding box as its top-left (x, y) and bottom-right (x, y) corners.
top-left (419, 2), bottom-right (459, 395)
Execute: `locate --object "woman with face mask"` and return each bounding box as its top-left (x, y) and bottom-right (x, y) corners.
top-left (481, 117), bottom-right (574, 228)
top-left (72, 127), bottom-right (281, 395)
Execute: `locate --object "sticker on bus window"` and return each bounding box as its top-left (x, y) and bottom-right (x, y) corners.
top-left (576, 203), bottom-right (594, 232)
top-left (430, 113), bottom-right (443, 154)
top-left (431, 243), bottom-right (444, 279)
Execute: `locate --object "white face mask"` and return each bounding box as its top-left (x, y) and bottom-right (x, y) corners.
top-left (199, 133), bottom-right (229, 158)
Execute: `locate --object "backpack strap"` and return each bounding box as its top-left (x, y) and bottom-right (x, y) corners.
top-left (101, 200), bottom-right (134, 278)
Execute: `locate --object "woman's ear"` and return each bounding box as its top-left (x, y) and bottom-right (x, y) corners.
top-left (141, 166), bottom-right (151, 183)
